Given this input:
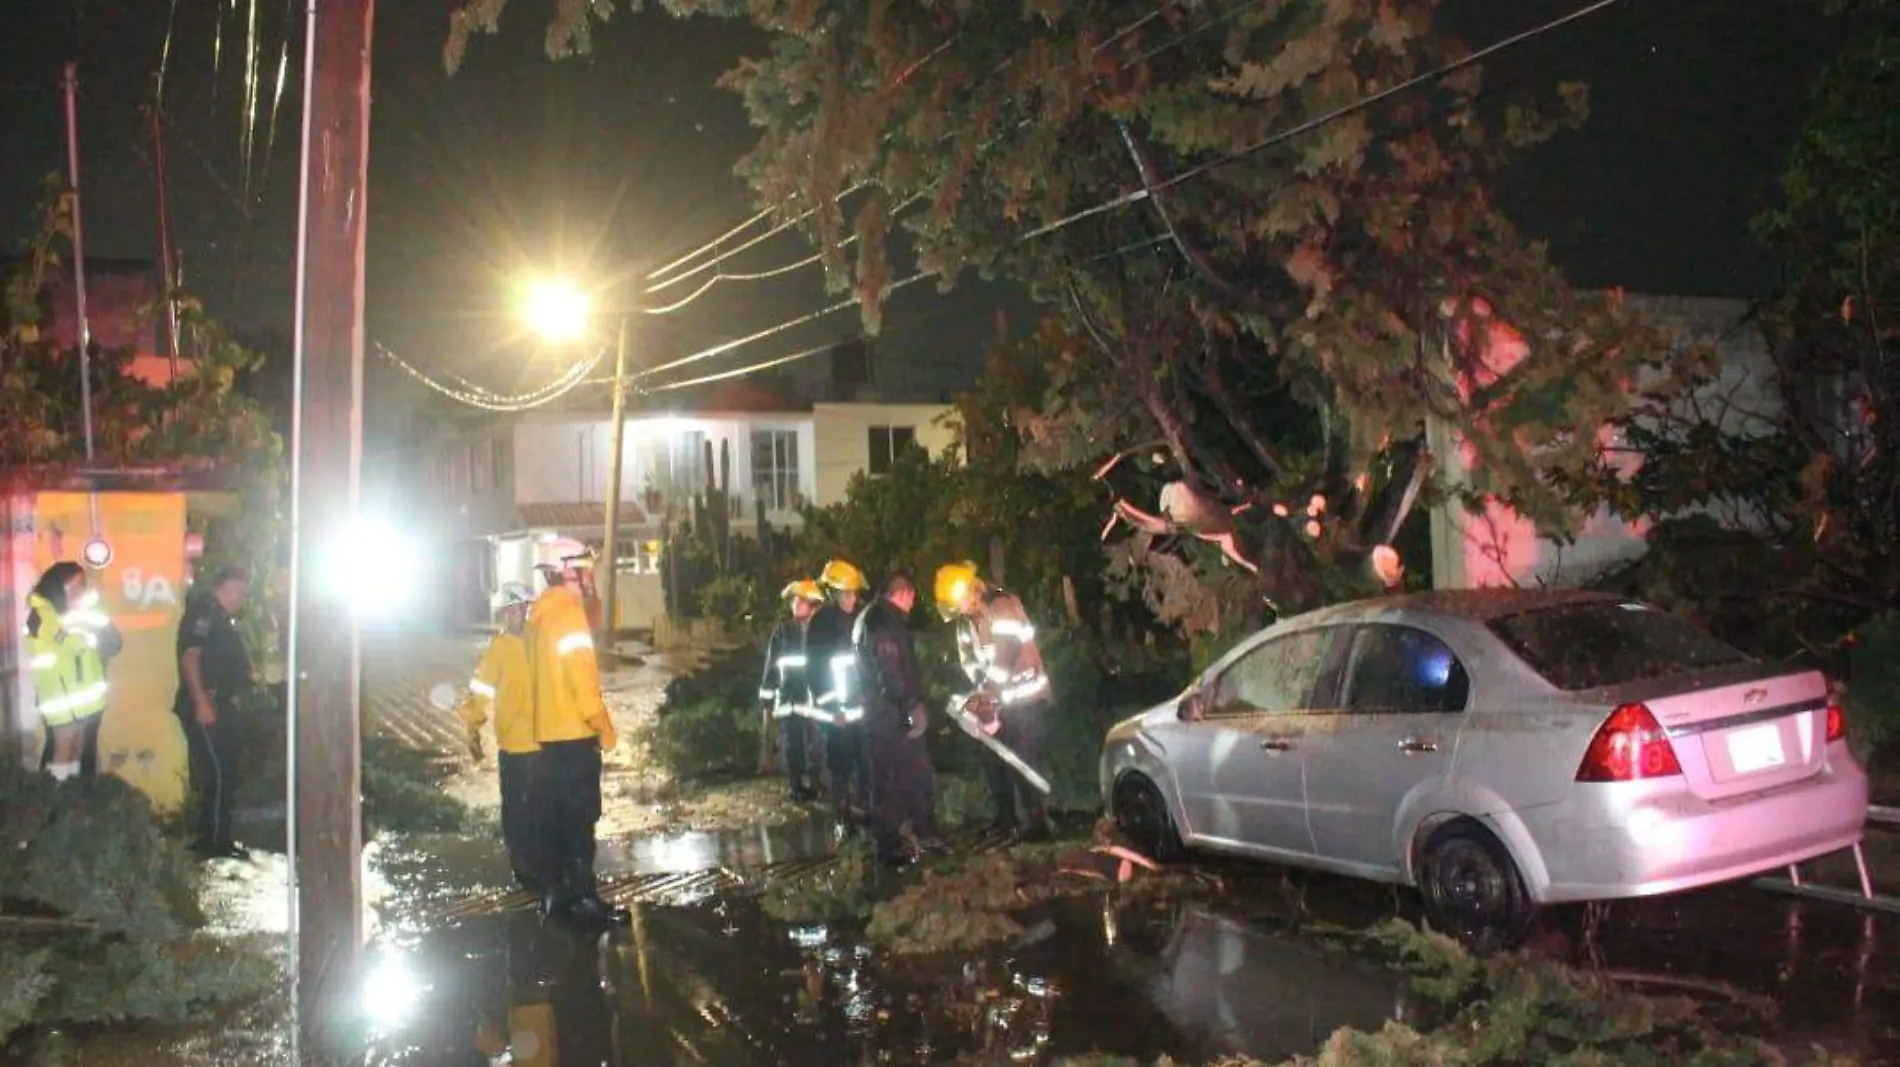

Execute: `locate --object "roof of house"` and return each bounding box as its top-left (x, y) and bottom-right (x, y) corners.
top-left (513, 502), bottom-right (650, 531)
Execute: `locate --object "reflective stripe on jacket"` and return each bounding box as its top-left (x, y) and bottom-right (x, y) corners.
top-left (955, 589), bottom-right (1052, 706)
top-left (805, 602), bottom-right (863, 721)
top-left (458, 631), bottom-right (537, 753)
top-left (26, 593), bottom-right (110, 728)
top-left (524, 587), bottom-right (611, 743)
top-left (759, 619), bottom-right (815, 718)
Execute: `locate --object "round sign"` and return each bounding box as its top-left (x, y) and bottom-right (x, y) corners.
top-left (81, 538), bottom-right (113, 569)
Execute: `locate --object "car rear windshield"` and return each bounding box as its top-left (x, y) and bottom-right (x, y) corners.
top-left (1487, 600), bottom-right (1751, 691)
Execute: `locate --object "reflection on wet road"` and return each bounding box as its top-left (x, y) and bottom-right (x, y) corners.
top-left (362, 824), bottom-right (1900, 1066)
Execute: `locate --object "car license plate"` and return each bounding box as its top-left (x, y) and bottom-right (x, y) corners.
top-left (1728, 723), bottom-right (1787, 774)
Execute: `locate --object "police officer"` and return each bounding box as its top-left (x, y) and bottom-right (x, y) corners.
top-left (174, 566), bottom-right (254, 859)
top-left (26, 562), bottom-right (119, 781)
top-left (761, 579), bottom-right (825, 800)
top-left (807, 559), bottom-right (869, 820)
top-left (457, 582), bottom-right (542, 891)
top-left (525, 566), bottom-right (628, 925)
top-left (936, 562), bottom-right (1054, 842)
top-left (853, 571), bottom-right (945, 865)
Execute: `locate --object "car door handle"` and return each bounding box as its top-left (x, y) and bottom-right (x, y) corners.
top-left (1259, 738), bottom-right (1296, 752)
top-left (1398, 738), bottom-right (1439, 754)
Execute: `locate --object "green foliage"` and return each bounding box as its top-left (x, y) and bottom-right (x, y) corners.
top-left (0, 768), bottom-right (275, 1049)
top-left (651, 641), bottom-right (770, 782)
top-left (1843, 614), bottom-right (1900, 761)
top-left (361, 734), bottom-right (472, 835)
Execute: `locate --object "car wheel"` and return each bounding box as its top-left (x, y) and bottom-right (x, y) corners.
top-left (1112, 773), bottom-right (1186, 863)
top-left (1417, 819), bottom-right (1537, 954)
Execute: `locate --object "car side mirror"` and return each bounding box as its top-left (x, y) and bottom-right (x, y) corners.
top-left (1178, 691), bottom-right (1205, 723)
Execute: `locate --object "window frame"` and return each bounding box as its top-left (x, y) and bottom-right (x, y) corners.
top-left (750, 428), bottom-right (801, 513)
top-left (1202, 625), bottom-right (1342, 720)
top-left (867, 424), bottom-right (919, 476)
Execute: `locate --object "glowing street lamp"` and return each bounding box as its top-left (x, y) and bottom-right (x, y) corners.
top-left (522, 276), bottom-right (636, 644)
top-left (524, 279), bottom-right (593, 344)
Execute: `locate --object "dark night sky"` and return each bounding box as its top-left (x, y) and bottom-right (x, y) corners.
top-left (0, 0), bottom-right (1850, 435)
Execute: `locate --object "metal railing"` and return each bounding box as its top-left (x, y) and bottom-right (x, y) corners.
top-left (1749, 804), bottom-right (1899, 914)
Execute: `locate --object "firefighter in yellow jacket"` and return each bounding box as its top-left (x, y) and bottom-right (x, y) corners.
top-left (937, 562), bottom-right (1055, 841)
top-left (525, 566), bottom-right (629, 925)
top-left (457, 581), bottom-right (542, 892)
top-left (26, 562), bottom-right (116, 782)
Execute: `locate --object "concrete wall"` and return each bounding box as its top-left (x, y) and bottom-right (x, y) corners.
top-left (1430, 293), bottom-right (1781, 591)
top-left (809, 403), bottom-right (958, 507)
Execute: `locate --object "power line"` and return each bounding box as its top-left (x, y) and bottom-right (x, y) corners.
top-left (634, 272), bottom-right (936, 381)
top-left (644, 340), bottom-right (838, 392)
top-left (1022, 0), bottom-right (1629, 241)
top-left (375, 340), bottom-right (606, 412)
top-left (643, 182), bottom-right (876, 292)
top-left (644, 204), bottom-right (775, 281)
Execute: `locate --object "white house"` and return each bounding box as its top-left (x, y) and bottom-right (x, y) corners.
top-left (1427, 292), bottom-right (1854, 591)
top-left (377, 401), bottom-right (956, 629)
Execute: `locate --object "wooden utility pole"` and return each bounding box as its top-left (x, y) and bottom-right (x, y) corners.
top-left (288, 0), bottom-right (375, 1061)
top-left (599, 313), bottom-right (632, 645)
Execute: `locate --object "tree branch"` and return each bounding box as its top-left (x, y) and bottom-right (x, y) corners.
top-left (1116, 121), bottom-right (1272, 315)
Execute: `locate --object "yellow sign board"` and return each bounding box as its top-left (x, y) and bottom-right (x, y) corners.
top-left (31, 492), bottom-right (189, 810)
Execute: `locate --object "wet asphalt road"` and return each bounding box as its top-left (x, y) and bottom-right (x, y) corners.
top-left (353, 818), bottom-right (1900, 1067)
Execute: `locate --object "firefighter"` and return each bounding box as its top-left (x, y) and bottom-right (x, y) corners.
top-left (26, 562), bottom-right (116, 783)
top-left (936, 561), bottom-right (1054, 842)
top-left (458, 581), bottom-right (544, 891)
top-left (174, 566), bottom-right (253, 859)
top-left (807, 558), bottom-right (869, 820)
top-left (853, 570), bottom-right (945, 865)
top-left (525, 567), bottom-right (628, 925)
top-left (761, 579), bottom-right (825, 800)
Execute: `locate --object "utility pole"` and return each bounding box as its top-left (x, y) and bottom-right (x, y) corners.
top-left (599, 313), bottom-right (633, 645)
top-left (288, 0), bottom-right (374, 1062)
top-left (62, 62), bottom-right (94, 461)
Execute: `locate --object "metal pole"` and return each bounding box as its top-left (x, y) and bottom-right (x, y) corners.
top-left (288, 0), bottom-right (375, 1059)
top-left (600, 313), bottom-right (632, 645)
top-left (62, 62), bottom-right (95, 462)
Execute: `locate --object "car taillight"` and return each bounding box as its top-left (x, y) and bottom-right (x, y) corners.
top-left (1825, 678), bottom-right (1847, 744)
top-left (1576, 703), bottom-right (1683, 782)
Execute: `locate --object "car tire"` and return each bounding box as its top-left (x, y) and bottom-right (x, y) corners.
top-left (1417, 818), bottom-right (1538, 954)
top-left (1112, 773), bottom-right (1186, 863)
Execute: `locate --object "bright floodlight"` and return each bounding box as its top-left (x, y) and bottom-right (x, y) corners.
top-left (525, 279), bottom-right (592, 343)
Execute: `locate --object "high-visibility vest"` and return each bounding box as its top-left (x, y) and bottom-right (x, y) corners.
top-left (25, 591), bottom-right (110, 728)
top-left (524, 587), bottom-right (611, 743)
top-left (457, 631), bottom-right (536, 753)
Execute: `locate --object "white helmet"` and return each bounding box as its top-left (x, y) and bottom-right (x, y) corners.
top-left (494, 581), bottom-right (534, 612)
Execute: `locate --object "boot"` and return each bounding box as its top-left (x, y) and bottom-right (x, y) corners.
top-left (564, 859), bottom-right (629, 927)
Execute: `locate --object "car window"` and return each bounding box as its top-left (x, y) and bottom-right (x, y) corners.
top-left (1339, 624), bottom-right (1470, 713)
top-left (1210, 628), bottom-right (1332, 716)
top-left (1488, 600), bottom-right (1751, 691)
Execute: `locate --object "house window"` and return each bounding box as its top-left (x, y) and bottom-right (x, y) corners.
top-left (470, 443), bottom-right (487, 493)
top-left (491, 438), bottom-right (507, 492)
top-left (867, 425), bottom-right (917, 476)
top-left (674, 429), bottom-right (709, 495)
top-left (751, 429), bottom-right (800, 512)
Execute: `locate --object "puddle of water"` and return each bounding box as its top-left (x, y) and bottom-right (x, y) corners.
top-left (359, 884), bottom-right (1418, 1066)
top-left (601, 817), bottom-right (845, 876)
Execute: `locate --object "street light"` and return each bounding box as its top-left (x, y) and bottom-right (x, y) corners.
top-left (523, 276), bottom-right (636, 645)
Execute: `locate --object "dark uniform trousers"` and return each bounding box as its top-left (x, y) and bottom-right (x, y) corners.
top-left (820, 720), bottom-right (869, 809)
top-left (180, 699), bottom-right (241, 850)
top-left (868, 715), bottom-right (938, 855)
top-left (781, 716), bottom-right (815, 787)
top-left (986, 699), bottom-right (1051, 828)
top-left (539, 739), bottom-right (605, 902)
top-left (498, 750), bottom-right (549, 890)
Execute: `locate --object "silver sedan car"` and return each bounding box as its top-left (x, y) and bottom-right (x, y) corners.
top-left (1100, 589), bottom-right (1869, 948)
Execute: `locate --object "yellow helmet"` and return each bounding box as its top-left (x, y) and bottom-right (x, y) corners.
top-left (818, 558), bottom-right (868, 593)
top-left (781, 579), bottom-right (825, 604)
top-left (934, 562), bottom-right (980, 620)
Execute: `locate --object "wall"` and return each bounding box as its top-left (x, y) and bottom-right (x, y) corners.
top-left (809, 402), bottom-right (957, 507)
top-left (1430, 293), bottom-right (1782, 591)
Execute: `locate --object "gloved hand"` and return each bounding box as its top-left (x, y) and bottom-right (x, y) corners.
top-left (597, 720), bottom-right (620, 753)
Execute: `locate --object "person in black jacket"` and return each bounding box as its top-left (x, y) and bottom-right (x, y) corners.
top-left (852, 571), bottom-right (945, 865)
top-left (807, 559), bottom-right (870, 820)
top-left (759, 579), bottom-right (825, 800)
